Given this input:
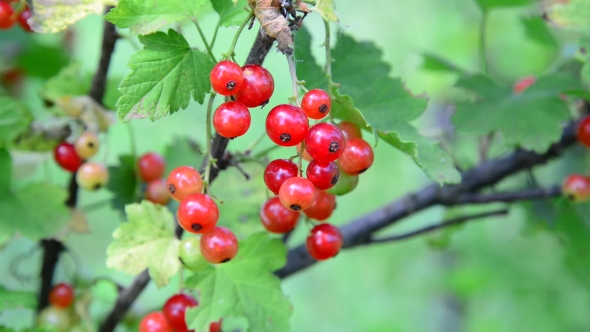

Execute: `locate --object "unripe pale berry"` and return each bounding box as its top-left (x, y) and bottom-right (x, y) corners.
top-left (76, 162), bottom-right (109, 191)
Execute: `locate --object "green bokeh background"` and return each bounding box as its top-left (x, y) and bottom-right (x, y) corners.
top-left (2, 0), bottom-right (590, 331)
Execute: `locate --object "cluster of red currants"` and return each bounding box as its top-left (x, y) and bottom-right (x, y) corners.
top-left (53, 132), bottom-right (110, 191)
top-left (564, 115), bottom-right (590, 202)
top-left (139, 293), bottom-right (221, 332)
top-left (36, 283), bottom-right (77, 331)
top-left (137, 152), bottom-right (171, 206)
top-left (0, 0), bottom-right (32, 32)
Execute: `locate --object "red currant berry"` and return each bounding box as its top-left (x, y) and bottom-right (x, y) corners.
top-left (278, 177), bottom-right (316, 211)
top-left (210, 60), bottom-right (244, 96)
top-left (139, 312), bottom-right (173, 332)
top-left (306, 160), bottom-right (339, 190)
top-left (145, 179), bottom-right (170, 205)
top-left (17, 6), bottom-right (32, 32)
top-left (167, 166), bottom-right (203, 202)
top-left (0, 2), bottom-right (15, 29)
top-left (260, 196), bottom-right (300, 233)
top-left (562, 174), bottom-right (590, 202)
top-left (200, 226), bottom-right (239, 264)
top-left (74, 131), bottom-right (100, 159)
top-left (138, 152), bottom-right (166, 183)
top-left (163, 293), bottom-right (198, 331)
top-left (301, 89), bottom-right (331, 119)
top-left (234, 64), bottom-right (274, 107)
top-left (303, 190), bottom-right (336, 221)
top-left (54, 142), bottom-right (83, 173)
top-left (266, 104), bottom-right (309, 147)
top-left (338, 138), bottom-right (374, 175)
top-left (338, 121), bottom-right (362, 141)
top-left (263, 159), bottom-right (299, 194)
top-left (213, 101), bottom-right (251, 138)
top-left (577, 115), bottom-right (590, 148)
top-left (209, 320), bottom-right (223, 332)
top-left (48, 283), bottom-right (75, 309)
top-left (76, 162), bottom-right (109, 191)
top-left (305, 122), bottom-right (345, 163)
top-left (306, 223), bottom-right (343, 260)
top-left (296, 143), bottom-right (313, 162)
top-left (177, 194), bottom-right (219, 234)
top-left (513, 76), bottom-right (536, 93)
top-left (326, 169), bottom-right (359, 196)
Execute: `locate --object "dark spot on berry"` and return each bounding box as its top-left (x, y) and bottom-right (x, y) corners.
top-left (230, 95), bottom-right (236, 101)
top-left (280, 133), bottom-right (291, 142)
top-left (260, 99), bottom-right (270, 109)
top-left (191, 224), bottom-right (203, 232)
top-left (329, 141), bottom-right (340, 153)
top-left (230, 137), bottom-right (236, 140)
top-left (290, 204), bottom-right (301, 211)
top-left (168, 183), bottom-right (176, 194)
top-left (358, 167), bottom-right (368, 174)
top-left (221, 258), bottom-right (231, 263)
top-left (88, 142), bottom-right (95, 148)
top-left (93, 183), bottom-right (102, 190)
top-left (331, 175), bottom-right (339, 185)
top-left (226, 80), bottom-right (236, 90)
top-left (319, 104), bottom-right (328, 113)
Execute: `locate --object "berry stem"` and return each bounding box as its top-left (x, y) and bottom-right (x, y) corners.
top-left (192, 19), bottom-right (217, 62)
top-left (323, 20), bottom-right (336, 123)
top-left (297, 140), bottom-right (305, 176)
top-left (479, 10), bottom-right (489, 75)
top-left (244, 131), bottom-right (267, 155)
top-left (210, 19), bottom-right (221, 50)
top-left (203, 92), bottom-right (217, 194)
top-left (225, 12), bottom-right (255, 61)
top-left (253, 144), bottom-right (281, 159)
top-left (287, 54), bottom-right (300, 106)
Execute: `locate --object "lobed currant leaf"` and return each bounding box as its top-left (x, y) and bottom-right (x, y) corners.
top-left (185, 232), bottom-right (291, 332)
top-left (0, 97), bottom-right (33, 148)
top-left (107, 155), bottom-right (138, 216)
top-left (0, 285), bottom-right (37, 310)
top-left (211, 0), bottom-right (249, 27)
top-left (106, 0), bottom-right (207, 35)
top-left (106, 200), bottom-right (180, 288)
top-left (452, 73), bottom-right (579, 153)
top-left (116, 30), bottom-right (215, 122)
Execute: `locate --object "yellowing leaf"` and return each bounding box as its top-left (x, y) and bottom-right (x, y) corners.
top-left (29, 0), bottom-right (106, 34)
top-left (314, 0), bottom-right (338, 22)
top-left (68, 208), bottom-right (90, 234)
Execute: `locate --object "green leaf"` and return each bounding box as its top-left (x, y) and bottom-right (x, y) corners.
top-left (106, 200), bottom-right (180, 288)
top-left (42, 62), bottom-right (89, 103)
top-left (0, 148), bottom-right (10, 195)
top-left (29, 0), bottom-right (105, 33)
top-left (293, 28), bottom-right (326, 90)
top-left (106, 155), bottom-right (139, 215)
top-left (163, 137), bottom-right (205, 175)
top-left (0, 285), bottom-right (37, 310)
top-left (314, 0), bottom-right (338, 22)
top-left (117, 30), bottom-right (215, 122)
top-left (521, 17), bottom-right (558, 48)
top-left (106, 0), bottom-right (207, 34)
top-left (0, 97), bottom-right (33, 148)
top-left (211, 0), bottom-right (249, 27)
top-left (452, 73), bottom-right (579, 153)
top-left (0, 183), bottom-right (69, 241)
top-left (16, 44), bottom-right (70, 80)
top-left (185, 232), bottom-right (292, 332)
top-left (474, 0), bottom-right (532, 11)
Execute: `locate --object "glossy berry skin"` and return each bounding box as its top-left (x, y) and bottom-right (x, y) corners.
top-left (54, 142), bottom-right (84, 172)
top-left (139, 312), bottom-right (173, 332)
top-left (305, 122), bottom-right (345, 163)
top-left (303, 190), bottom-right (336, 221)
top-left (210, 60), bottom-right (244, 96)
top-left (0, 2), bottom-right (15, 29)
top-left (210, 320), bottom-right (222, 332)
top-left (266, 104), bottom-right (309, 146)
top-left (145, 179), bottom-right (170, 205)
top-left (326, 170), bottom-right (359, 196)
top-left (163, 293), bottom-right (198, 331)
top-left (296, 143), bottom-right (312, 162)
top-left (338, 121), bottom-right (362, 141)
top-left (17, 7), bottom-right (32, 32)
top-left (234, 64), bottom-right (274, 107)
top-left (306, 223), bottom-right (343, 260)
top-left (48, 283), bottom-right (75, 309)
top-left (338, 138), bottom-right (374, 175)
top-left (138, 152), bottom-right (166, 183)
top-left (74, 131), bottom-right (100, 159)
top-left (260, 196), bottom-right (300, 233)
top-left (200, 226), bottom-right (239, 264)
top-left (301, 89), bottom-right (331, 120)
top-left (263, 159), bottom-right (299, 194)
top-left (76, 162), bottom-right (109, 191)
top-left (37, 306), bottom-right (72, 332)
top-left (167, 166), bottom-right (203, 202)
top-left (513, 76), bottom-right (536, 93)
top-left (577, 115), bottom-right (590, 148)
top-left (179, 237), bottom-right (209, 271)
top-left (278, 177), bottom-right (316, 211)
top-left (562, 174), bottom-right (590, 202)
top-left (177, 194), bottom-right (219, 234)
top-left (213, 101), bottom-right (251, 138)
top-left (306, 160), bottom-right (339, 190)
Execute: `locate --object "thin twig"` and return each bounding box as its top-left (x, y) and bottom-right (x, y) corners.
top-left (370, 209), bottom-right (508, 243)
top-left (448, 186), bottom-right (561, 205)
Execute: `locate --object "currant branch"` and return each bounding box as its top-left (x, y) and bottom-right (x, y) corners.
top-left (447, 186), bottom-right (561, 205)
top-left (37, 9), bottom-right (118, 313)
